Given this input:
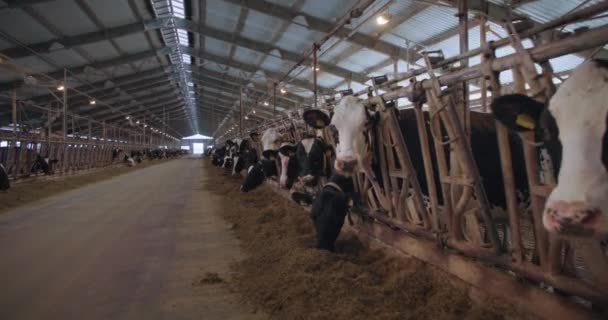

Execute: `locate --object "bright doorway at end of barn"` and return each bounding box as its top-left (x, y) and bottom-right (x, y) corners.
top-left (192, 143), bottom-right (204, 154)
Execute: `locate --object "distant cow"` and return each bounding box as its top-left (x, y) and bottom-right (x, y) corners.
top-left (31, 154), bottom-right (59, 175)
top-left (492, 60), bottom-right (608, 239)
top-left (123, 154), bottom-right (135, 167)
top-left (0, 163), bottom-right (9, 191)
top-left (241, 128), bottom-right (283, 192)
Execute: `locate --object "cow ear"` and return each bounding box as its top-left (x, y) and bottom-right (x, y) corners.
top-left (303, 109), bottom-right (331, 129)
top-left (491, 94), bottom-right (546, 131)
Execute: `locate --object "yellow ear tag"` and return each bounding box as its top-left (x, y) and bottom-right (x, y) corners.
top-left (516, 114), bottom-right (535, 130)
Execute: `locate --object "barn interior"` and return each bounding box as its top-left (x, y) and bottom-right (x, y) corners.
top-left (0, 0), bottom-right (607, 319)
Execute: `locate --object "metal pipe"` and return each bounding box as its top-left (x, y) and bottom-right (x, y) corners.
top-left (62, 68), bottom-right (67, 140)
top-left (356, 0), bottom-right (608, 96)
top-left (273, 83), bottom-right (277, 116)
top-left (11, 88), bottom-right (16, 136)
top-left (378, 25), bottom-right (608, 102)
top-left (240, 87), bottom-right (243, 137)
top-left (313, 43), bottom-right (318, 109)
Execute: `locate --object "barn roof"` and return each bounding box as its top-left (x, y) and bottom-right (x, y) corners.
top-left (0, 0), bottom-right (605, 138)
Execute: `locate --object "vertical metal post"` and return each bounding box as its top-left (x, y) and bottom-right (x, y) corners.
top-left (313, 43), bottom-right (318, 109)
top-left (88, 119), bottom-right (92, 143)
top-left (62, 68), bottom-right (67, 141)
top-left (393, 56), bottom-right (399, 79)
top-left (458, 0), bottom-right (470, 132)
top-left (240, 87), bottom-right (243, 137)
top-left (273, 83), bottom-right (277, 116)
top-left (143, 116), bottom-right (146, 146)
top-left (11, 88), bottom-right (17, 136)
top-left (480, 13), bottom-right (488, 113)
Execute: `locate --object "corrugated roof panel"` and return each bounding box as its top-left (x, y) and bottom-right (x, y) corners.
top-left (260, 54), bottom-right (292, 74)
top-left (79, 40), bottom-right (119, 61)
top-left (489, 0), bottom-right (608, 31)
top-left (0, 10), bottom-right (55, 45)
top-left (30, 1), bottom-right (98, 36)
top-left (11, 55), bottom-right (55, 75)
top-left (232, 46), bottom-right (264, 65)
top-left (300, 0), bottom-right (358, 20)
top-left (240, 10), bottom-right (284, 44)
top-left (318, 39), bottom-right (354, 63)
top-left (83, 0), bottom-right (137, 28)
top-left (203, 36), bottom-right (231, 57)
top-left (357, 0), bottom-right (421, 35)
top-left (114, 33), bottom-right (153, 54)
top-left (337, 48), bottom-right (389, 73)
top-left (205, 0), bottom-right (241, 33)
top-left (275, 23), bottom-right (323, 54)
top-left (264, 0), bottom-right (301, 7)
top-left (44, 48), bottom-right (89, 68)
top-left (391, 6), bottom-right (459, 44)
top-left (316, 72), bottom-right (343, 87)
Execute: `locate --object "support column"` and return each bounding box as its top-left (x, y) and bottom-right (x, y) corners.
top-left (62, 69), bottom-right (67, 141)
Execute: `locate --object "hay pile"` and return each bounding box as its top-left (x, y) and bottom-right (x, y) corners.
top-left (202, 161), bottom-right (524, 320)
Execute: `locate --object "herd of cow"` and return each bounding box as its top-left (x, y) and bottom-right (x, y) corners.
top-left (209, 60), bottom-right (608, 251)
top-left (0, 147), bottom-right (188, 191)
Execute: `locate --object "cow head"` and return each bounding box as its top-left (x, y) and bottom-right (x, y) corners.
top-left (491, 60), bottom-right (608, 239)
top-left (261, 128), bottom-right (282, 159)
top-left (278, 142), bottom-right (297, 188)
top-left (330, 95), bottom-right (376, 176)
top-left (295, 137), bottom-right (327, 186)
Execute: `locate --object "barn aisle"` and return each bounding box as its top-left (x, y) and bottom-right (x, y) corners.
top-left (0, 158), bottom-right (263, 320)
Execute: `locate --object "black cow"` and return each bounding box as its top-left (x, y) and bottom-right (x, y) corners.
top-left (310, 174), bottom-right (355, 251)
top-left (0, 163), bottom-right (9, 191)
top-left (397, 108), bottom-right (528, 210)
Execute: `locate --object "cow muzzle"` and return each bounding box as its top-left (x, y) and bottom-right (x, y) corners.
top-left (334, 157), bottom-right (358, 175)
top-left (300, 174), bottom-right (318, 186)
top-left (543, 200), bottom-right (604, 237)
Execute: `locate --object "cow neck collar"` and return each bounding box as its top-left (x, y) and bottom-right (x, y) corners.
top-left (324, 181), bottom-right (344, 194)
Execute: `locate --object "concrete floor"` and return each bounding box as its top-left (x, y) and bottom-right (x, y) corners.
top-left (0, 158), bottom-right (263, 320)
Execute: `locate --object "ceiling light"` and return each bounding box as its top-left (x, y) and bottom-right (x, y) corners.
top-left (311, 66), bottom-right (320, 71)
top-left (90, 100), bottom-right (96, 105)
top-left (136, 120), bottom-right (140, 124)
top-left (245, 116), bottom-right (249, 120)
top-left (376, 12), bottom-right (392, 25)
top-left (280, 88), bottom-right (286, 94)
top-left (125, 116), bottom-right (130, 120)
top-left (263, 101), bottom-right (269, 106)
top-left (57, 85), bottom-right (65, 91)
top-left (252, 110), bottom-right (256, 114)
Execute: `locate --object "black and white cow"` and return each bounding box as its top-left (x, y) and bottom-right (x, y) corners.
top-left (112, 148), bottom-right (123, 161)
top-left (311, 173), bottom-right (355, 251)
top-left (31, 154), bottom-right (59, 175)
top-left (241, 128), bottom-right (282, 192)
top-left (233, 138), bottom-right (258, 176)
top-left (123, 154), bottom-right (136, 167)
top-left (492, 60), bottom-right (608, 239)
top-left (0, 163), bottom-right (9, 191)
